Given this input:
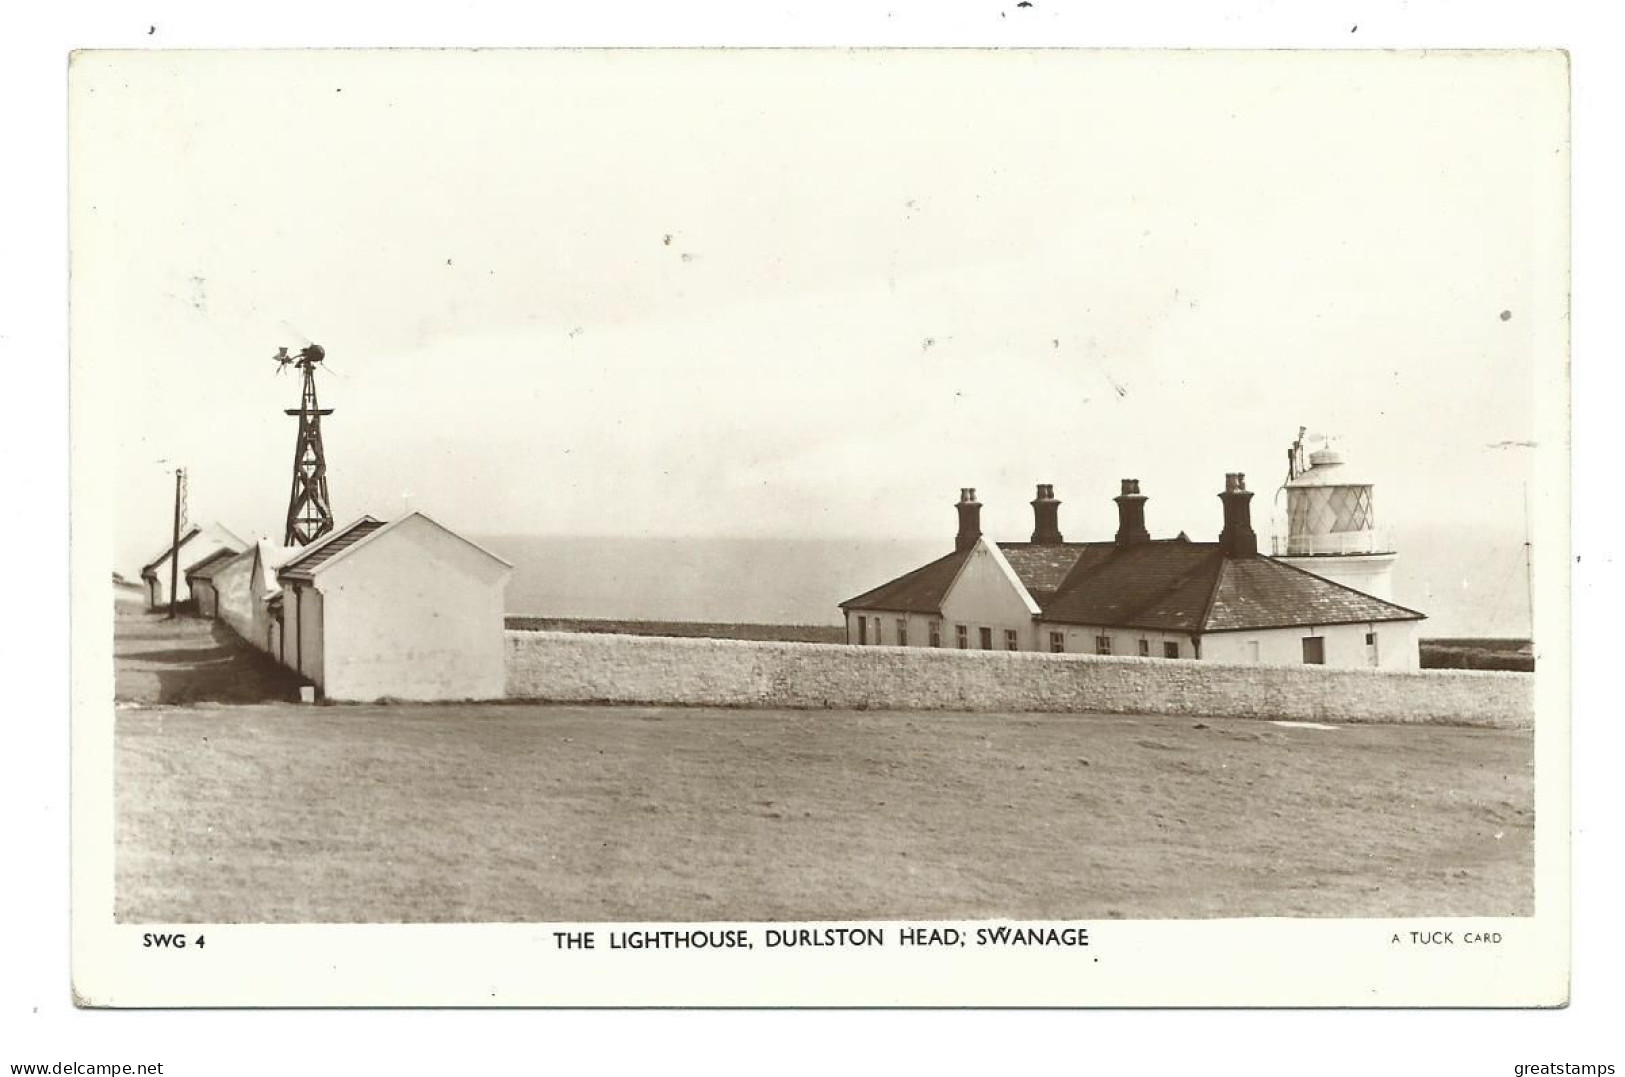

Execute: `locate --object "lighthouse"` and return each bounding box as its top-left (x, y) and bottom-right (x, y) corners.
top-left (1272, 430), bottom-right (1398, 600)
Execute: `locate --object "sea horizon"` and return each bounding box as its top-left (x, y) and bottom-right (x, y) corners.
top-left (475, 524), bottom-right (1534, 639)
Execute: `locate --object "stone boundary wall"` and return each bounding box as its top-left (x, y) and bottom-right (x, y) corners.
top-left (505, 631), bottom-right (1534, 728)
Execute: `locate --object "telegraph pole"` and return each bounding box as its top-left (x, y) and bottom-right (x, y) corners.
top-left (168, 467), bottom-right (183, 619)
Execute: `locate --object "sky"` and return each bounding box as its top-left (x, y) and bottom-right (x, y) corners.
top-left (70, 50), bottom-right (1566, 573)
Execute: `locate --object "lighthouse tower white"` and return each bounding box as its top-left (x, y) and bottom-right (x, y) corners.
top-left (1272, 431), bottom-right (1398, 600)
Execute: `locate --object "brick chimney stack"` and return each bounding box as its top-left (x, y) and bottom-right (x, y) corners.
top-left (955, 488), bottom-right (983, 552)
top-left (1030, 484), bottom-right (1063, 545)
top-left (1114, 479), bottom-right (1150, 546)
top-left (1218, 472), bottom-right (1258, 557)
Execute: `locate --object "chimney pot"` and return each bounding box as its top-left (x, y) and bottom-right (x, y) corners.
top-left (1030, 483), bottom-right (1064, 545)
top-left (1113, 478), bottom-right (1151, 546)
top-left (955, 487), bottom-right (983, 552)
top-left (1218, 472), bottom-right (1258, 556)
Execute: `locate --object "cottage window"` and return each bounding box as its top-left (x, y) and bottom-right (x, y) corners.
top-left (929, 621), bottom-right (942, 648)
top-left (1095, 635), bottom-right (1112, 655)
top-left (1163, 641), bottom-right (1180, 659)
top-left (1138, 639), bottom-right (1150, 657)
top-left (956, 624), bottom-right (968, 649)
top-left (857, 617), bottom-right (867, 645)
top-left (896, 619), bottom-right (908, 647)
top-left (871, 617), bottom-right (883, 645)
top-left (979, 627), bottom-right (994, 650)
top-left (1049, 631), bottom-right (1064, 654)
top-left (1302, 636), bottom-right (1325, 665)
top-left (1005, 630), bottom-right (1019, 651)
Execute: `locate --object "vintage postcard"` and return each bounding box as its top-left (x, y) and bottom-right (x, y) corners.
top-left (69, 47), bottom-right (1570, 1007)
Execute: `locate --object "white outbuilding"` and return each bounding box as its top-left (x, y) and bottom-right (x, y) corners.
top-left (137, 522), bottom-right (246, 609)
top-left (273, 512), bottom-right (513, 702)
top-left (183, 548), bottom-right (241, 618)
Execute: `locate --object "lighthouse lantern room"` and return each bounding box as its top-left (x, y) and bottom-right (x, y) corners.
top-left (1273, 429), bottom-right (1399, 601)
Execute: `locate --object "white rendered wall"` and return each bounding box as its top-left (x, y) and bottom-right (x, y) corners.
top-left (845, 542), bottom-right (1042, 651)
top-left (293, 584), bottom-right (324, 687)
top-left (313, 518), bottom-right (510, 701)
top-left (1039, 624), bottom-right (1197, 660)
top-left (248, 571), bottom-right (283, 659)
top-left (845, 610), bottom-right (941, 648)
top-left (213, 553), bottom-right (257, 643)
top-left (939, 542), bottom-right (1041, 651)
top-left (1200, 620), bottom-right (1420, 671)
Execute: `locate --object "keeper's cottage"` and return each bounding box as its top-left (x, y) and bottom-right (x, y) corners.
top-left (841, 450), bottom-right (1424, 670)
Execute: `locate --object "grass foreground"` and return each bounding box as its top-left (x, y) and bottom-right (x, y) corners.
top-left (115, 700), bottom-right (1534, 923)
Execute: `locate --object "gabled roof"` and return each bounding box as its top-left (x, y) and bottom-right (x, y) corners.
top-left (249, 540), bottom-right (302, 597)
top-left (1042, 541), bottom-right (1226, 631)
top-left (985, 539), bottom-right (1044, 616)
top-left (839, 548), bottom-right (969, 613)
top-left (846, 534), bottom-right (1426, 632)
top-left (277, 511), bottom-right (514, 584)
top-left (278, 516), bottom-right (387, 582)
top-left (997, 542), bottom-right (1116, 604)
top-left (183, 547), bottom-right (240, 581)
top-left (139, 522), bottom-right (247, 577)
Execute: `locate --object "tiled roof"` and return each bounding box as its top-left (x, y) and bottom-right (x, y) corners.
top-left (844, 530), bottom-right (1425, 632)
top-left (279, 518), bottom-right (387, 582)
top-left (996, 542), bottom-right (1115, 602)
top-left (839, 548), bottom-right (969, 613)
top-left (1202, 557), bottom-right (1425, 631)
top-left (1043, 542), bottom-right (1227, 631)
top-left (182, 548), bottom-right (240, 581)
top-left (1042, 542), bottom-right (1424, 632)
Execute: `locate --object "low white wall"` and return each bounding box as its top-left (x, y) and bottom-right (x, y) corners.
top-left (505, 630), bottom-right (1533, 728)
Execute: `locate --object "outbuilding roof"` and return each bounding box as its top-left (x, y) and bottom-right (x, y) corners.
top-left (277, 511), bottom-right (514, 585)
top-left (182, 548), bottom-right (240, 581)
top-left (139, 527), bottom-right (201, 577)
top-left (278, 517), bottom-right (387, 582)
top-left (139, 522), bottom-right (248, 577)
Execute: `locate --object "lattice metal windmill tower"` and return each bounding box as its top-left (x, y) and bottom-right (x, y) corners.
top-left (275, 344), bottom-right (336, 546)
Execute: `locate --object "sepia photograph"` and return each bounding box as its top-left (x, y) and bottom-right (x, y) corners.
top-left (67, 46), bottom-right (1569, 1006)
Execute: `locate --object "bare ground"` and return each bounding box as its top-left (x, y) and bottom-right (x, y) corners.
top-left (114, 615), bottom-right (1534, 922)
top-left (115, 608), bottom-right (304, 705)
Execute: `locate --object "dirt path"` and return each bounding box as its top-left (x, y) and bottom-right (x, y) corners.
top-left (115, 608), bottom-right (303, 705)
